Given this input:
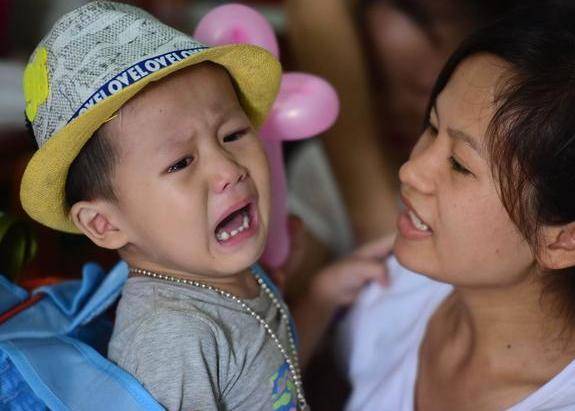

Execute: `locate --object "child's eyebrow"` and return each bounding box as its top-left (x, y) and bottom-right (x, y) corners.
top-left (153, 105), bottom-right (248, 155)
top-left (157, 134), bottom-right (196, 156)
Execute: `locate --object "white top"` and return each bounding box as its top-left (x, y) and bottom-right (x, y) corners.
top-left (338, 255), bottom-right (575, 411)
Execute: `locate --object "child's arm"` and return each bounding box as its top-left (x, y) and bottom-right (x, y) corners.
top-left (291, 235), bottom-right (395, 368)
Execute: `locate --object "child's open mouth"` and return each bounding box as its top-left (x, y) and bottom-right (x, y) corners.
top-left (215, 202), bottom-right (255, 243)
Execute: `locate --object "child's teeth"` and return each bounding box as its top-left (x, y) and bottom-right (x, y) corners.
top-left (216, 212), bottom-right (251, 242)
top-left (218, 231), bottom-right (230, 241)
top-left (408, 210), bottom-right (430, 231)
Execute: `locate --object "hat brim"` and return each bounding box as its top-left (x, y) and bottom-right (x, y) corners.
top-left (20, 44), bottom-right (281, 233)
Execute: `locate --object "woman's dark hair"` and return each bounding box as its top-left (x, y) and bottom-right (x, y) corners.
top-left (427, 1), bottom-right (575, 325)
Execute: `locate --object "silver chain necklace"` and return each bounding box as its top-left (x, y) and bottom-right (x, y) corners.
top-left (129, 266), bottom-right (309, 411)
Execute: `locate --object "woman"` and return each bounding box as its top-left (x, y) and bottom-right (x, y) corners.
top-left (340, 3), bottom-right (575, 409)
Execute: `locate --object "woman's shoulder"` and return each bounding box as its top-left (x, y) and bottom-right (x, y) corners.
top-left (335, 255), bottom-right (452, 410)
top-left (343, 255), bottom-right (452, 334)
top-left (509, 358), bottom-right (575, 411)
top-left (339, 254), bottom-right (451, 352)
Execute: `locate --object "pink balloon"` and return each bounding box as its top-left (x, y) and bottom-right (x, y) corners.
top-left (259, 73), bottom-right (340, 142)
top-left (193, 4), bottom-right (279, 57)
top-left (194, 4), bottom-right (340, 268)
top-left (259, 73), bottom-right (340, 267)
top-left (260, 73), bottom-right (339, 267)
top-left (259, 140), bottom-right (290, 267)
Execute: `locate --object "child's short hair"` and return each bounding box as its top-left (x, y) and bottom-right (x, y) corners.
top-left (65, 129), bottom-right (117, 209)
top-left (20, 0), bottom-right (280, 233)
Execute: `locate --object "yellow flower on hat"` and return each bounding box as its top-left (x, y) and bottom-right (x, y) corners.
top-left (23, 47), bottom-right (50, 122)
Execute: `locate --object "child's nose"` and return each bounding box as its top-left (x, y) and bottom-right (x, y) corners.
top-left (208, 150), bottom-right (248, 193)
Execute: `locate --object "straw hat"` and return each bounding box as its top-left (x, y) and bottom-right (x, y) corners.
top-left (20, 0), bottom-right (281, 233)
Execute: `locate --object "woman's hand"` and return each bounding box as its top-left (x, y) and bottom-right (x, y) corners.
top-left (291, 233), bottom-right (396, 367)
top-left (309, 233), bottom-right (395, 309)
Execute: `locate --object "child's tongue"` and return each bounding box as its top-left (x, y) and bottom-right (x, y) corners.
top-left (220, 212), bottom-right (244, 233)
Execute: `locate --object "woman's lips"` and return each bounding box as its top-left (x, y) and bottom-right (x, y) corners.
top-left (398, 194), bottom-right (433, 240)
top-left (397, 208), bottom-right (433, 240)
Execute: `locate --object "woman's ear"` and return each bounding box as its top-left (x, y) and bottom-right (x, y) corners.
top-left (69, 200), bottom-right (128, 250)
top-left (539, 222), bottom-right (575, 270)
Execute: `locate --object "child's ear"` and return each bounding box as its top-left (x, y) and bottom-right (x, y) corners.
top-left (539, 222), bottom-right (575, 270)
top-left (69, 200), bottom-right (128, 250)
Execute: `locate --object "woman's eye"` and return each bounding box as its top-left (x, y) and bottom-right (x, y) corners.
top-left (449, 156), bottom-right (471, 175)
top-left (223, 129), bottom-right (248, 143)
top-left (167, 156), bottom-right (193, 173)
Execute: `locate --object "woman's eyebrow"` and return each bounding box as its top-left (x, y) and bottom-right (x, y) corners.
top-left (447, 127), bottom-right (484, 158)
top-left (432, 101), bottom-right (484, 158)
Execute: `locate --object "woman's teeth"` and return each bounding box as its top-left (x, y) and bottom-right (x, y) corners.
top-left (216, 213), bottom-right (250, 241)
top-left (408, 210), bottom-right (430, 231)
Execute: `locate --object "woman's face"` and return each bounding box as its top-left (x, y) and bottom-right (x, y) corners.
top-left (394, 54), bottom-right (537, 288)
top-left (366, 1), bottom-right (469, 143)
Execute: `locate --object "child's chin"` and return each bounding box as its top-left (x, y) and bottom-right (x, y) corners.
top-left (224, 246), bottom-right (264, 271)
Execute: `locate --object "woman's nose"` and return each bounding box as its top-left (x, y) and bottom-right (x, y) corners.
top-left (398, 137), bottom-right (439, 195)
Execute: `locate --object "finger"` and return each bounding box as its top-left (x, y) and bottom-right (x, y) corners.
top-left (359, 264), bottom-right (389, 287)
top-left (343, 260), bottom-right (389, 287)
top-left (354, 232), bottom-right (396, 259)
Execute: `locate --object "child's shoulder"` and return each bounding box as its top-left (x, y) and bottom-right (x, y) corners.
top-left (119, 276), bottom-right (228, 315)
top-left (110, 278), bottom-right (234, 360)
top-left (115, 279), bottom-right (229, 340)
top-left (135, 302), bottom-right (224, 339)
top-left (109, 295), bottom-right (232, 374)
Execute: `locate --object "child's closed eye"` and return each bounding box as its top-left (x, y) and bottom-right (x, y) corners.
top-left (167, 156), bottom-right (194, 173)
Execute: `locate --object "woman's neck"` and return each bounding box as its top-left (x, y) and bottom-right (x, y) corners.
top-left (416, 274), bottom-right (575, 410)
top-left (433, 274), bottom-right (574, 380)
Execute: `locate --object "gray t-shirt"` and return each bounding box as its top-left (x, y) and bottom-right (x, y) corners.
top-left (107, 273), bottom-right (299, 411)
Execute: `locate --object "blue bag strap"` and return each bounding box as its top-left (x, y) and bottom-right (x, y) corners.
top-left (36, 261), bottom-right (129, 328)
top-left (0, 336), bottom-right (164, 411)
top-left (250, 264), bottom-right (299, 346)
top-left (0, 274), bottom-right (28, 313)
top-left (0, 262), bottom-right (128, 340)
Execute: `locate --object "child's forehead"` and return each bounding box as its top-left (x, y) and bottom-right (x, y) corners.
top-left (122, 63), bottom-right (239, 113)
top-left (103, 66), bottom-right (247, 150)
